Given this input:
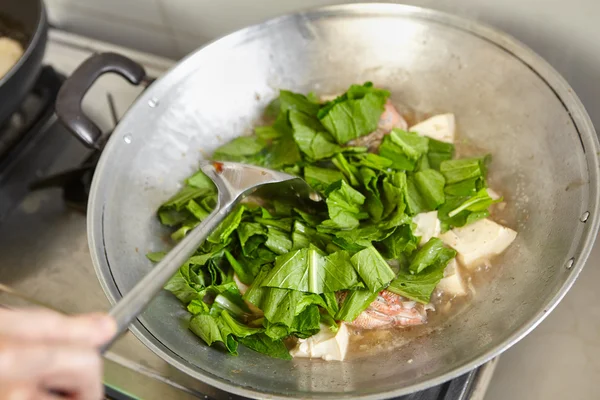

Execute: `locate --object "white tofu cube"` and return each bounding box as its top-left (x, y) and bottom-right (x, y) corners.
top-left (413, 211), bottom-right (441, 246)
top-left (290, 323), bottom-right (349, 361)
top-left (439, 219), bottom-right (517, 269)
top-left (436, 259), bottom-right (467, 296)
top-left (410, 114), bottom-right (456, 143)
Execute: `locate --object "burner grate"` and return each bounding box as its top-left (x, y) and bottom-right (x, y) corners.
top-left (0, 67), bottom-right (64, 172)
top-left (0, 66), bottom-right (65, 221)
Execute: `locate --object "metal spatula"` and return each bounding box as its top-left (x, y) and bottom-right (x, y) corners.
top-left (102, 161), bottom-right (322, 352)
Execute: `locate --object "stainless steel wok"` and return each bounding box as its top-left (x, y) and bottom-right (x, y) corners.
top-left (55, 3), bottom-right (600, 399)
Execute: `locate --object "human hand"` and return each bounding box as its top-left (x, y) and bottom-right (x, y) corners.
top-left (0, 308), bottom-right (116, 400)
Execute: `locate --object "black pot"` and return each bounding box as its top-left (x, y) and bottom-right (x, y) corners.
top-left (0, 0), bottom-right (48, 125)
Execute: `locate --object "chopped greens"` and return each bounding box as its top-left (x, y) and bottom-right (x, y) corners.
top-left (320, 179), bottom-right (366, 230)
top-left (318, 82), bottom-right (389, 144)
top-left (149, 82), bottom-right (498, 360)
top-left (389, 242), bottom-right (456, 303)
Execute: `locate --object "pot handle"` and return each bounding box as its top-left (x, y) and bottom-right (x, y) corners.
top-left (56, 52), bottom-right (147, 149)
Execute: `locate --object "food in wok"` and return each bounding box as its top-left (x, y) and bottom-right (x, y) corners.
top-left (148, 82), bottom-right (517, 361)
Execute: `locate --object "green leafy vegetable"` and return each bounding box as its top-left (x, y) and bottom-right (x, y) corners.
top-left (261, 247), bottom-right (325, 293)
top-left (186, 170), bottom-right (217, 190)
top-left (279, 90), bottom-right (320, 116)
top-left (355, 153), bottom-right (393, 171)
top-left (291, 220), bottom-right (330, 251)
top-left (404, 176), bottom-right (428, 216)
top-left (413, 169), bottom-right (446, 210)
top-left (440, 156), bottom-right (489, 185)
top-left (304, 165), bottom-right (345, 192)
top-left (427, 139), bottom-right (454, 170)
top-left (186, 199), bottom-right (210, 221)
top-left (321, 180), bottom-right (366, 230)
top-left (146, 251), bottom-right (166, 263)
top-left (388, 267), bottom-right (443, 304)
top-left (261, 247), bottom-right (358, 293)
top-left (379, 225), bottom-right (418, 259)
top-left (444, 178), bottom-right (479, 196)
top-left (164, 268), bottom-right (198, 304)
top-left (319, 82), bottom-right (389, 144)
top-left (259, 288), bottom-right (303, 327)
top-left (220, 310), bottom-right (263, 337)
top-left (360, 167), bottom-right (384, 221)
top-left (447, 188), bottom-right (499, 217)
top-left (379, 130), bottom-right (429, 171)
top-left (336, 290), bottom-right (379, 322)
top-left (160, 186), bottom-right (213, 212)
top-left (290, 110), bottom-right (341, 160)
top-left (438, 189), bottom-right (499, 231)
top-left (264, 227), bottom-right (293, 255)
top-left (237, 222), bottom-right (266, 248)
top-left (332, 153), bottom-right (360, 187)
top-left (381, 171), bottom-right (407, 219)
top-left (409, 237), bottom-right (446, 274)
top-left (264, 135), bottom-right (302, 169)
top-left (254, 125), bottom-right (280, 140)
top-left (224, 250), bottom-right (253, 285)
top-left (350, 246), bottom-right (395, 292)
top-left (189, 314), bottom-right (238, 355)
top-left (290, 304), bottom-right (321, 338)
top-left (213, 136), bottom-right (266, 161)
top-left (207, 205), bottom-right (245, 244)
top-left (389, 245), bottom-right (456, 304)
top-left (238, 334), bottom-right (292, 360)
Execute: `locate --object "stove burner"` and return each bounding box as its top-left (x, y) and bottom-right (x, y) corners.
top-left (29, 91), bottom-right (118, 211)
top-left (0, 66), bottom-right (64, 169)
top-left (29, 150), bottom-right (98, 212)
top-left (0, 66), bottom-right (66, 222)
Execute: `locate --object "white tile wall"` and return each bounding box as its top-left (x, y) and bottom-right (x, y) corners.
top-left (45, 0), bottom-right (180, 58)
top-left (47, 0), bottom-right (165, 27)
top-left (42, 0), bottom-right (599, 68)
top-left (45, 0), bottom-right (467, 58)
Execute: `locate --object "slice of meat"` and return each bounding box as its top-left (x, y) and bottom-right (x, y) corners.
top-left (347, 129), bottom-right (385, 152)
top-left (378, 100), bottom-right (408, 132)
top-left (348, 290), bottom-right (427, 329)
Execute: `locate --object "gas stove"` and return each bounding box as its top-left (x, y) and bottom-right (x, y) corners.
top-left (0, 29), bottom-right (496, 400)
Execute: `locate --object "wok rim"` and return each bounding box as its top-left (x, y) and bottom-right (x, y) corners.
top-left (88, 3), bottom-right (600, 399)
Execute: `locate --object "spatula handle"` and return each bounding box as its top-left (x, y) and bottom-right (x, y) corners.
top-left (101, 207), bottom-right (230, 353)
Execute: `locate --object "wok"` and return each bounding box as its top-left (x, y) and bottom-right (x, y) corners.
top-left (55, 4), bottom-right (600, 399)
top-left (0, 0), bottom-right (47, 125)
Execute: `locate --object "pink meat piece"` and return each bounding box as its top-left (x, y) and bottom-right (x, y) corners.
top-left (348, 290), bottom-right (427, 329)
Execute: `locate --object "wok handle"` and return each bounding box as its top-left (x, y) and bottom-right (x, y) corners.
top-left (56, 52), bottom-right (146, 149)
top-left (100, 206), bottom-right (230, 353)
